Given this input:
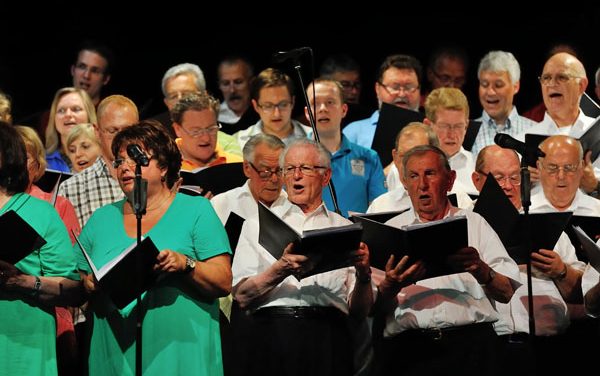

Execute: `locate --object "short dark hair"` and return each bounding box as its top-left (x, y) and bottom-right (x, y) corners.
top-left (377, 54), bottom-right (423, 85)
top-left (75, 39), bottom-right (116, 76)
top-left (111, 119), bottom-right (182, 189)
top-left (319, 54), bottom-right (360, 77)
top-left (0, 121), bottom-right (29, 194)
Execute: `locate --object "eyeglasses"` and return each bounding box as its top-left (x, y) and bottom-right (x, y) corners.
top-left (539, 162), bottom-right (580, 175)
top-left (434, 123), bottom-right (467, 132)
top-left (100, 126), bottom-right (121, 135)
top-left (339, 80), bottom-right (362, 90)
top-left (538, 73), bottom-right (581, 86)
top-left (74, 63), bottom-right (105, 76)
top-left (283, 165), bottom-right (327, 177)
top-left (248, 162), bottom-right (282, 180)
top-left (378, 82), bottom-right (419, 95)
top-left (112, 155), bottom-right (153, 169)
top-left (165, 90), bottom-right (201, 102)
top-left (431, 71), bottom-right (465, 87)
top-left (480, 171), bottom-right (521, 186)
top-left (179, 123), bottom-right (222, 138)
top-left (257, 101), bottom-right (292, 113)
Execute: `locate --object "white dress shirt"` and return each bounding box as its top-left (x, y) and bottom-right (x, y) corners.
top-left (382, 208), bottom-right (520, 337)
top-left (448, 147), bottom-right (478, 195)
top-left (232, 200), bottom-right (362, 314)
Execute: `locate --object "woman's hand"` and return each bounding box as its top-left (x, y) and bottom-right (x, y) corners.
top-left (154, 250), bottom-right (187, 273)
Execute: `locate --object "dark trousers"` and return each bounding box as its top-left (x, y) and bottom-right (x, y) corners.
top-left (228, 306), bottom-right (352, 376)
top-left (373, 322), bottom-right (499, 376)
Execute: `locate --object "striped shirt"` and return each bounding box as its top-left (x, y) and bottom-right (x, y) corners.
top-left (471, 107), bottom-right (537, 156)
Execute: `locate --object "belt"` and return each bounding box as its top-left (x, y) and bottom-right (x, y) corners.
top-left (501, 332), bottom-right (529, 344)
top-left (254, 306), bottom-right (344, 320)
top-left (395, 322), bottom-right (494, 341)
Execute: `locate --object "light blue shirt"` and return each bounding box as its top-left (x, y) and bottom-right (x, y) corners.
top-left (342, 111), bottom-right (379, 149)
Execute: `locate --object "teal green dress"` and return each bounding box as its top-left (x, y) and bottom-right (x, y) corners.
top-left (0, 193), bottom-right (79, 376)
top-left (77, 194), bottom-right (231, 376)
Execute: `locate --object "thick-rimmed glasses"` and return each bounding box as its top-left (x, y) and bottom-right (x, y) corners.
top-left (377, 81), bottom-right (419, 95)
top-left (283, 165), bottom-right (327, 177)
top-left (179, 123), bottom-right (221, 138)
top-left (257, 101), bottom-right (292, 113)
top-left (480, 171), bottom-right (521, 186)
top-left (539, 162), bottom-right (580, 175)
top-left (339, 80), bottom-right (362, 90)
top-left (248, 162), bottom-right (282, 180)
top-left (538, 73), bottom-right (581, 86)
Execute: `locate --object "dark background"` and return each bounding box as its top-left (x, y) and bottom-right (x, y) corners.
top-left (3, 8), bottom-right (600, 125)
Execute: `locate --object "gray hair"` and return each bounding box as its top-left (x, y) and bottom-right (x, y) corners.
top-left (402, 144), bottom-right (451, 179)
top-left (161, 63), bottom-right (206, 97)
top-left (242, 133), bottom-right (285, 162)
top-left (279, 138), bottom-right (331, 169)
top-left (477, 50), bottom-right (521, 84)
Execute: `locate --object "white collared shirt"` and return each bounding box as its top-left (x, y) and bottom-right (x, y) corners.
top-left (232, 200), bottom-right (359, 313)
top-left (448, 147), bottom-right (478, 195)
top-left (367, 186), bottom-right (411, 213)
top-left (210, 180), bottom-right (288, 223)
top-left (530, 189), bottom-right (600, 216)
top-left (382, 208), bottom-right (520, 337)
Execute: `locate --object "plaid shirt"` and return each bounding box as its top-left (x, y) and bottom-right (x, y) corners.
top-left (471, 107), bottom-right (537, 156)
top-left (57, 157), bottom-right (124, 228)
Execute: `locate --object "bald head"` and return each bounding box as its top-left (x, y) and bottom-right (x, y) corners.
top-left (545, 53), bottom-right (587, 78)
top-left (472, 145), bottom-right (522, 209)
top-left (538, 135), bottom-right (583, 211)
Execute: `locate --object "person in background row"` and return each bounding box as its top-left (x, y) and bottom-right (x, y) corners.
top-left (217, 55), bottom-right (259, 135)
top-left (66, 123), bottom-right (102, 173)
top-left (305, 78), bottom-right (386, 217)
top-left (0, 121), bottom-right (83, 375)
top-left (171, 91), bottom-right (243, 172)
top-left (319, 53), bottom-right (372, 126)
top-left (45, 87), bottom-right (97, 173)
top-left (58, 95), bottom-right (139, 228)
top-left (234, 68), bottom-right (311, 150)
top-left (343, 54), bottom-right (423, 149)
top-left (471, 50), bottom-right (537, 156)
top-left (0, 90), bottom-right (12, 124)
top-left (78, 119), bottom-right (232, 376)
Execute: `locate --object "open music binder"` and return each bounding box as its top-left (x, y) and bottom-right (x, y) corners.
top-left (473, 176), bottom-right (572, 264)
top-left (180, 162), bottom-right (246, 196)
top-left (257, 203), bottom-right (363, 279)
top-left (74, 234), bottom-right (160, 309)
top-left (351, 214), bottom-right (468, 279)
top-left (0, 210), bottom-right (47, 264)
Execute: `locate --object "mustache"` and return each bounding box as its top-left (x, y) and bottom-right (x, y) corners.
top-left (228, 94), bottom-right (243, 101)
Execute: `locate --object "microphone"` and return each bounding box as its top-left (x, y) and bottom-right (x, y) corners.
top-left (126, 144), bottom-right (150, 167)
top-left (494, 133), bottom-right (545, 158)
top-left (272, 47), bottom-right (311, 63)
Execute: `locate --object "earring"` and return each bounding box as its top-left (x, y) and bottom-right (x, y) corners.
top-left (161, 175), bottom-right (166, 182)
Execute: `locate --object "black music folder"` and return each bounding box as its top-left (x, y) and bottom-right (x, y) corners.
top-left (257, 203), bottom-right (363, 279)
top-left (351, 214), bottom-right (468, 279)
top-left (581, 92), bottom-right (600, 119)
top-left (578, 116), bottom-right (600, 162)
top-left (74, 235), bottom-right (160, 309)
top-left (180, 162), bottom-right (246, 196)
top-left (349, 208), bottom-right (410, 225)
top-left (473, 176), bottom-right (572, 264)
top-left (225, 211), bottom-right (245, 256)
top-left (564, 215), bottom-right (600, 263)
top-left (462, 120), bottom-right (482, 152)
top-left (0, 210), bottom-right (47, 264)
top-left (372, 103), bottom-right (425, 166)
top-left (524, 134), bottom-right (549, 167)
top-left (36, 169), bottom-right (73, 193)
top-left (572, 226), bottom-right (600, 272)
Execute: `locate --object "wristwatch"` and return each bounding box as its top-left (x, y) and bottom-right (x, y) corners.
top-left (184, 256), bottom-right (196, 273)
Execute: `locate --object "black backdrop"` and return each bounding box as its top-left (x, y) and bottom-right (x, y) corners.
top-left (3, 8), bottom-right (600, 124)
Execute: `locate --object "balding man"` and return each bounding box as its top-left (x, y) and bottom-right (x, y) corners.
top-left (517, 53), bottom-right (599, 194)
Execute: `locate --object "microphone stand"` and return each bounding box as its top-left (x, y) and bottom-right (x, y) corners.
top-left (287, 51), bottom-right (341, 215)
top-left (133, 163), bottom-right (147, 376)
top-left (520, 161), bottom-right (535, 338)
